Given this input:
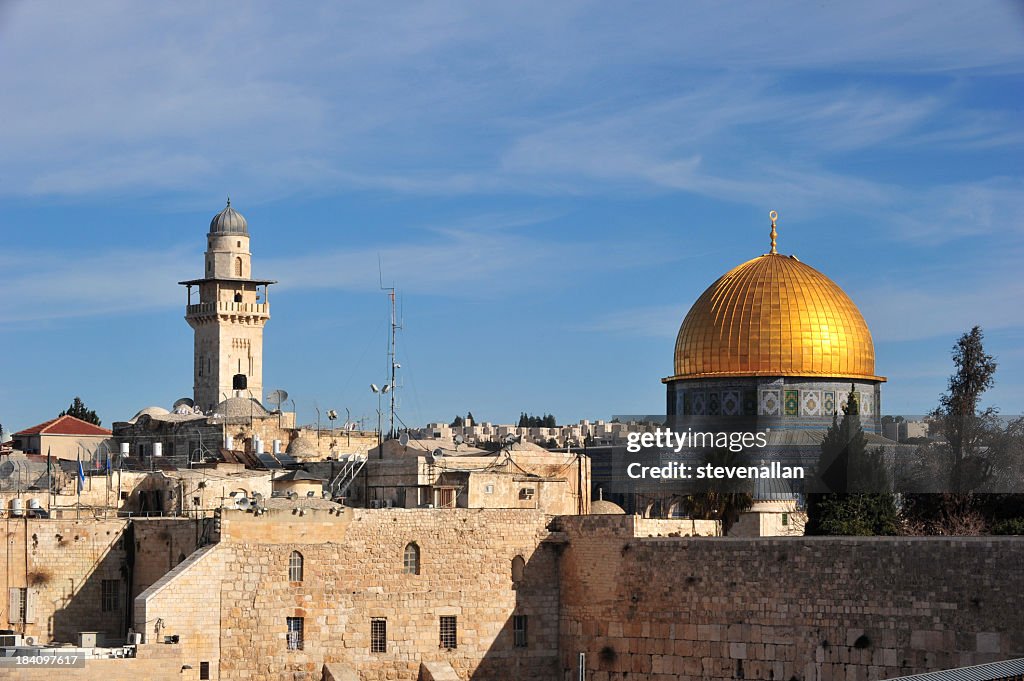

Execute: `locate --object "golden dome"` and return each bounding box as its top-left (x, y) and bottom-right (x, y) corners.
top-left (669, 252), bottom-right (884, 382)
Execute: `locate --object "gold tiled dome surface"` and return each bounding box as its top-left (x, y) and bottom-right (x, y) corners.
top-left (671, 253), bottom-right (883, 381)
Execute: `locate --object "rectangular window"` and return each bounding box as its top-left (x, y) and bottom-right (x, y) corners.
top-left (101, 579), bottom-right (120, 612)
top-left (287, 617), bottom-right (304, 651)
top-left (371, 618), bottom-right (387, 653)
top-left (513, 615), bottom-right (528, 648)
top-left (519, 487), bottom-right (535, 500)
top-left (199, 661), bottom-right (210, 680)
top-left (8, 588), bottom-right (28, 624)
top-left (782, 513), bottom-right (789, 526)
top-left (439, 615), bottom-right (457, 649)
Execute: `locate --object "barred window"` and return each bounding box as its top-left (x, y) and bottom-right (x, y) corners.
top-left (199, 661), bottom-right (210, 680)
top-left (101, 579), bottom-right (119, 612)
top-left (439, 615), bottom-right (457, 649)
top-left (403, 543), bottom-right (420, 575)
top-left (289, 551), bottom-right (304, 582)
top-left (513, 615), bottom-right (528, 648)
top-left (370, 618), bottom-right (387, 653)
top-left (286, 617), bottom-right (304, 651)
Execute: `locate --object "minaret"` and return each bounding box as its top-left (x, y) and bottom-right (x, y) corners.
top-left (180, 200), bottom-right (275, 412)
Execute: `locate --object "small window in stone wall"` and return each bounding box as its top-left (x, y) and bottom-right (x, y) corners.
top-left (371, 618), bottom-right (387, 653)
top-left (286, 617), bottom-right (304, 651)
top-left (439, 615), bottom-right (457, 649)
top-left (101, 579), bottom-right (120, 612)
top-left (199, 661), bottom-right (210, 680)
top-left (782, 513), bottom-right (789, 526)
top-left (289, 551), bottom-right (304, 582)
top-left (519, 487), bottom-right (535, 500)
top-left (511, 555), bottom-right (525, 584)
top-left (513, 614), bottom-right (528, 648)
top-left (403, 543), bottom-right (420, 575)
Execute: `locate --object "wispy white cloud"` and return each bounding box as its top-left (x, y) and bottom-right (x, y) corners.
top-left (1, 1), bottom-right (1021, 205)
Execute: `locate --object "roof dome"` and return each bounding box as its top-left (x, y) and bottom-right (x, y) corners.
top-left (213, 397), bottom-right (270, 419)
top-left (130, 406), bottom-right (170, 422)
top-left (670, 239), bottom-right (882, 382)
top-left (209, 199), bottom-right (248, 235)
top-left (591, 500), bottom-right (626, 515)
top-left (287, 436), bottom-right (318, 456)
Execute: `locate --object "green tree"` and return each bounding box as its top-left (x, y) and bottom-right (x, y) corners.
top-left (450, 415), bottom-right (464, 428)
top-left (60, 397), bottom-right (101, 426)
top-left (900, 327), bottom-right (1019, 535)
top-left (805, 387), bottom-right (899, 536)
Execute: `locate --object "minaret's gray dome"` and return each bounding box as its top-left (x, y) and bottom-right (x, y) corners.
top-left (209, 198), bottom-right (248, 235)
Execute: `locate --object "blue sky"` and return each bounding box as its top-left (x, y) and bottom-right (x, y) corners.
top-left (1, 1), bottom-right (1023, 433)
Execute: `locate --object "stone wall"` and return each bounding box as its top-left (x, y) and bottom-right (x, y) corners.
top-left (556, 515), bottom-right (1024, 681)
top-left (2, 517), bottom-right (128, 643)
top-left (0, 517), bottom-right (205, 645)
top-left (135, 507), bottom-right (562, 681)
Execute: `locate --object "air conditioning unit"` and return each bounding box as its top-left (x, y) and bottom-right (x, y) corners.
top-left (24, 636), bottom-right (37, 646)
top-left (370, 500), bottom-right (382, 509)
top-left (383, 500), bottom-right (393, 508)
top-left (127, 632), bottom-right (143, 645)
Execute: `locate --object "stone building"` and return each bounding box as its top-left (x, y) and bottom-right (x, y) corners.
top-left (11, 415), bottom-right (114, 460)
top-left (348, 437), bottom-right (591, 515)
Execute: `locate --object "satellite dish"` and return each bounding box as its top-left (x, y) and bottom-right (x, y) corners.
top-left (306, 490), bottom-right (315, 497)
top-left (454, 435), bottom-right (464, 445)
top-left (432, 448), bottom-right (445, 459)
top-left (0, 461), bottom-right (14, 479)
top-left (288, 491), bottom-right (298, 501)
top-left (253, 492), bottom-right (264, 504)
top-left (327, 409), bottom-right (338, 421)
top-left (237, 497), bottom-right (251, 510)
top-left (398, 433), bottom-right (410, 447)
top-left (267, 390), bottom-right (288, 409)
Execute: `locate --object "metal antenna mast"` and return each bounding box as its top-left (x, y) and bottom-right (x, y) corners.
top-left (379, 257), bottom-right (401, 439)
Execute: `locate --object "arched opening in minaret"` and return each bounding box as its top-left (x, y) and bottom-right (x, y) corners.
top-left (235, 257), bottom-right (242, 277)
top-left (234, 292), bottom-right (243, 303)
top-left (233, 374), bottom-right (247, 390)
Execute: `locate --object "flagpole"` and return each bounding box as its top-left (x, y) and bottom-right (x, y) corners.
top-left (77, 449), bottom-right (82, 519)
top-left (47, 446), bottom-right (53, 513)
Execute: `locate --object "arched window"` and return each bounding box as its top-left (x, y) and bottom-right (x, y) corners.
top-left (511, 555), bottom-right (525, 584)
top-left (403, 543), bottom-right (420, 575)
top-left (289, 551), bottom-right (303, 582)
top-left (235, 257), bottom-right (243, 277)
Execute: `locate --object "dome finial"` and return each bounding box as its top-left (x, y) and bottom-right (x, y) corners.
top-left (226, 196), bottom-right (231, 207)
top-left (768, 210), bottom-right (779, 255)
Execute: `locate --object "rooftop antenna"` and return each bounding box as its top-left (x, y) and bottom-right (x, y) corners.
top-left (267, 389), bottom-right (289, 429)
top-left (378, 255), bottom-right (401, 440)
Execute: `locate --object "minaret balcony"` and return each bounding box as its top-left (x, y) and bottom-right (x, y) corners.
top-left (186, 301), bottom-right (270, 318)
